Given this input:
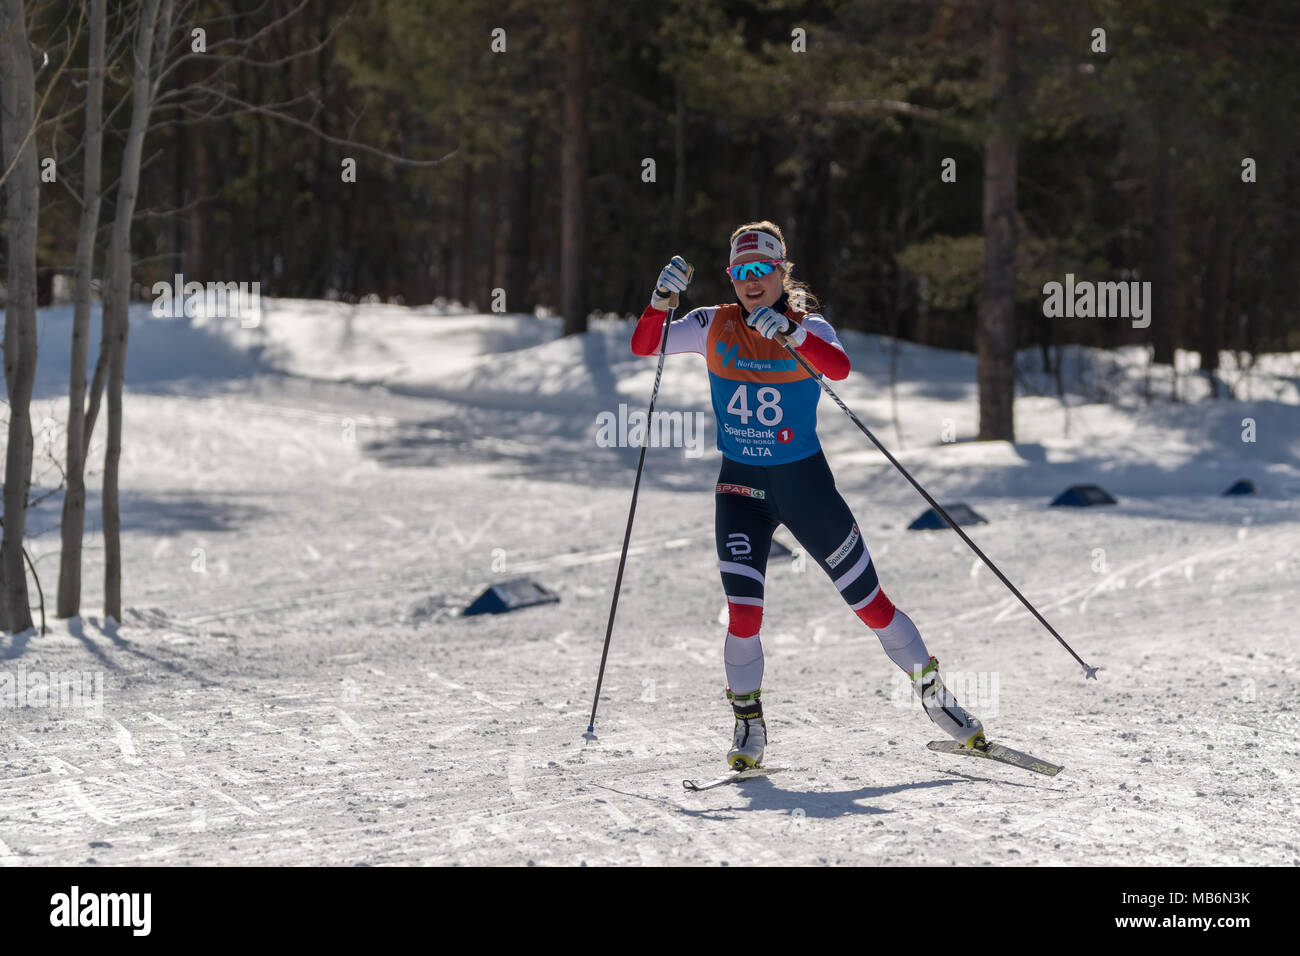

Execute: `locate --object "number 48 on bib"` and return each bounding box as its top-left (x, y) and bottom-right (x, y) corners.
top-left (725, 384), bottom-right (784, 426)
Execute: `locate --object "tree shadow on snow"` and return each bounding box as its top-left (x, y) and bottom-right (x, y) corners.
top-left (31, 303), bottom-right (277, 401)
top-left (65, 615), bottom-right (230, 689)
top-left (64, 616), bottom-right (127, 672)
top-left (360, 389), bottom-right (720, 494)
top-left (2, 615), bottom-right (231, 693)
top-left (118, 491), bottom-right (272, 535)
top-left (828, 399), bottom-right (1300, 530)
top-left (52, 490), bottom-right (273, 536)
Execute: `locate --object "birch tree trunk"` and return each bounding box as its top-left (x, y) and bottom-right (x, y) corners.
top-left (0, 0), bottom-right (40, 633)
top-left (57, 0), bottom-right (107, 619)
top-left (103, 0), bottom-right (165, 624)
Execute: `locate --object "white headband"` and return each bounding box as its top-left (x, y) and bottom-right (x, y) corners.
top-left (729, 230), bottom-right (785, 264)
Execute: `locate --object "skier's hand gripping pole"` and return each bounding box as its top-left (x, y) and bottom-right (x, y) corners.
top-left (586, 260), bottom-right (695, 739)
top-left (774, 331), bottom-right (1100, 681)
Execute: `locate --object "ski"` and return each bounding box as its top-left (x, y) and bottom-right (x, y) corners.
top-left (927, 739), bottom-right (1064, 776)
top-left (682, 766), bottom-right (777, 792)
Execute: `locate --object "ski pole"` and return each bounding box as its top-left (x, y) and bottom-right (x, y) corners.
top-left (586, 278), bottom-right (691, 738)
top-left (776, 332), bottom-right (1100, 680)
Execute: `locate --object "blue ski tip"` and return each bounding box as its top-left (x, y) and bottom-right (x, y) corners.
top-left (1084, 665), bottom-right (1101, 680)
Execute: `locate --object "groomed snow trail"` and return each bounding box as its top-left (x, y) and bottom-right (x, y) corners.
top-left (1, 302), bottom-right (1296, 865)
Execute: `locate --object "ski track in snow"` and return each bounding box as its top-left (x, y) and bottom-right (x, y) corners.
top-left (0, 302), bottom-right (1297, 865)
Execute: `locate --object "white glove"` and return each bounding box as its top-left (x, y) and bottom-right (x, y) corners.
top-left (651, 255), bottom-right (692, 310)
top-left (746, 305), bottom-right (805, 345)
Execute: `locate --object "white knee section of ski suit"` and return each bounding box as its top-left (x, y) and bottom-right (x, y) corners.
top-left (872, 608), bottom-right (930, 676)
top-left (724, 632), bottom-right (764, 696)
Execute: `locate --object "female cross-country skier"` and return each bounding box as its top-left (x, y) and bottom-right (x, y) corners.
top-left (630, 220), bottom-right (987, 770)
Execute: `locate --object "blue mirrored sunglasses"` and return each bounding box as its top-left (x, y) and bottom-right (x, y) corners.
top-left (725, 259), bottom-right (783, 281)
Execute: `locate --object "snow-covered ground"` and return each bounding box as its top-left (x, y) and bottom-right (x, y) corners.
top-left (1, 298), bottom-right (1297, 865)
